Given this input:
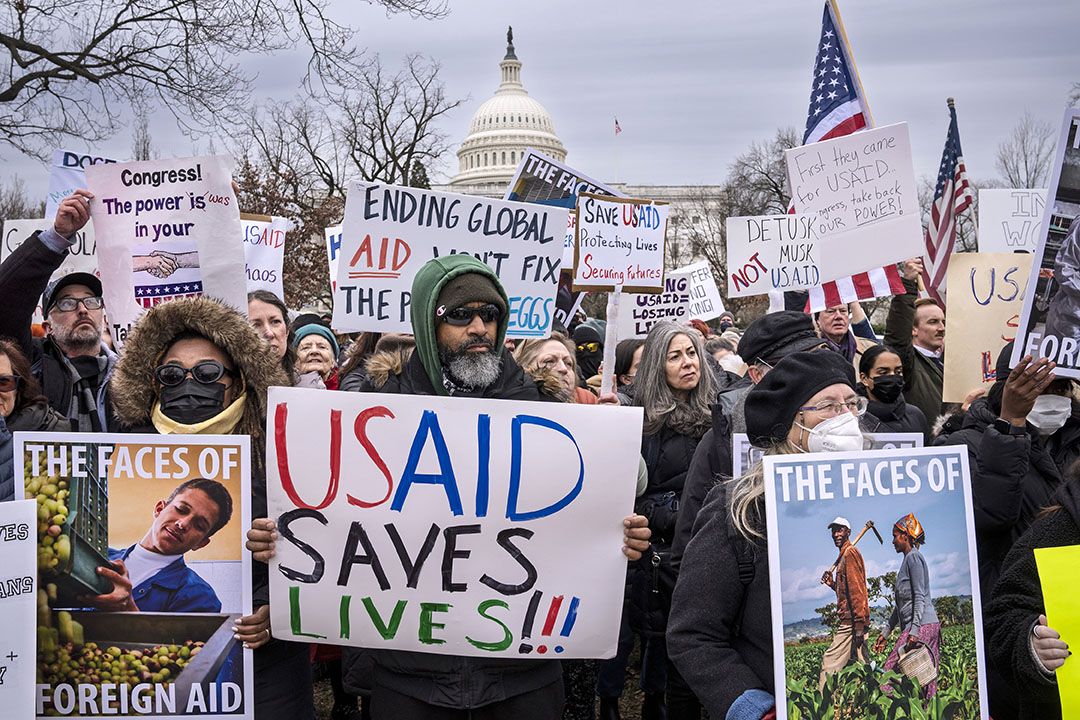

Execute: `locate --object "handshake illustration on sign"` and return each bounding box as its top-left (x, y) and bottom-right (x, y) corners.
top-left (132, 249), bottom-right (200, 279)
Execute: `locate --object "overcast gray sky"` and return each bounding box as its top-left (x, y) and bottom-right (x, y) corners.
top-left (3, 0), bottom-right (1078, 199)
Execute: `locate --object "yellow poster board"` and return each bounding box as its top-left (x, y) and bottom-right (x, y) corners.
top-left (942, 253), bottom-right (1033, 402)
top-left (1036, 544), bottom-right (1080, 719)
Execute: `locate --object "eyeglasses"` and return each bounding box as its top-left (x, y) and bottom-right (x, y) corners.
top-left (0, 374), bottom-right (21, 392)
top-left (52, 296), bottom-right (105, 312)
top-left (799, 397), bottom-right (868, 417)
top-left (155, 360), bottom-right (235, 387)
top-left (577, 342), bottom-right (600, 354)
top-left (438, 304), bottom-right (501, 326)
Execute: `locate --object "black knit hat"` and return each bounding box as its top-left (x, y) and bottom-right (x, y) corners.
top-left (435, 271), bottom-right (508, 320)
top-left (745, 349), bottom-right (857, 447)
top-left (739, 311), bottom-right (823, 365)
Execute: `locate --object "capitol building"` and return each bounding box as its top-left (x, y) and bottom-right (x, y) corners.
top-left (438, 29), bottom-right (723, 270)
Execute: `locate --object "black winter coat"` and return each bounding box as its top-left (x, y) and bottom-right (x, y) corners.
top-left (935, 396), bottom-right (1064, 606)
top-left (0, 232), bottom-right (116, 431)
top-left (986, 479), bottom-right (1080, 720)
top-left (667, 480), bottom-right (771, 719)
top-left (857, 384), bottom-right (931, 444)
top-left (341, 349), bottom-right (563, 708)
top-left (671, 404), bottom-right (734, 572)
top-left (637, 425), bottom-right (705, 545)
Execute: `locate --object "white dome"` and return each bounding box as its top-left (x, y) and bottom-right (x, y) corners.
top-left (448, 30), bottom-right (567, 193)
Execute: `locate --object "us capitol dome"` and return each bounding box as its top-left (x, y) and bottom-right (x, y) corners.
top-left (446, 27), bottom-right (567, 196)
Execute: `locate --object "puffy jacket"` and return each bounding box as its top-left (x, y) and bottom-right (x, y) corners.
top-left (934, 396), bottom-right (1062, 606)
top-left (986, 478), bottom-right (1080, 720)
top-left (857, 384), bottom-right (931, 444)
top-left (108, 297), bottom-right (304, 671)
top-left (341, 255), bottom-right (562, 708)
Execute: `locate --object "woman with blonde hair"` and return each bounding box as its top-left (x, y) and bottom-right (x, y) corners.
top-left (513, 331), bottom-right (598, 405)
top-left (668, 349), bottom-right (866, 720)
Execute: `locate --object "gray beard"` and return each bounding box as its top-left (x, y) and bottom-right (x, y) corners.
top-left (51, 322), bottom-right (102, 354)
top-left (440, 343), bottom-right (501, 389)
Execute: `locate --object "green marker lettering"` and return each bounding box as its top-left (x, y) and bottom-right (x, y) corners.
top-left (466, 599), bottom-right (513, 652)
top-left (340, 595), bottom-right (352, 639)
top-left (289, 585), bottom-right (327, 638)
top-left (362, 597), bottom-right (408, 640)
top-left (418, 602), bottom-right (451, 645)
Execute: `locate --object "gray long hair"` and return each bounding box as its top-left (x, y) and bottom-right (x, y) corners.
top-left (633, 322), bottom-right (715, 436)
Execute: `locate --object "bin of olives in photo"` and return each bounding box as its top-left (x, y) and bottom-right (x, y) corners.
top-left (40, 611), bottom-right (241, 713)
top-left (25, 449), bottom-right (115, 601)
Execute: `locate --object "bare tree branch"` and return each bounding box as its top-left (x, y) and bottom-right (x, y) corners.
top-left (0, 0), bottom-right (446, 158)
top-left (995, 111), bottom-right (1055, 189)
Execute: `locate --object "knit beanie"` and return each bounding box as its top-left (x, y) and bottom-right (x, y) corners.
top-left (745, 349), bottom-right (856, 447)
top-left (294, 323), bottom-right (339, 358)
top-left (435, 271), bottom-right (508, 321)
top-left (738, 311), bottom-right (822, 366)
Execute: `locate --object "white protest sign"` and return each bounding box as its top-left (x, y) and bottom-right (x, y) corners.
top-left (265, 386), bottom-right (643, 658)
top-left (504, 149), bottom-right (625, 267)
top-left (1013, 109), bottom-right (1080, 377)
top-left (977, 189), bottom-right (1048, 254)
top-left (241, 213), bottom-right (290, 299)
top-left (332, 183), bottom-right (567, 338)
top-left (86, 155), bottom-right (247, 348)
top-left (46, 149), bottom-right (118, 220)
top-left (725, 214), bottom-right (820, 297)
top-left (573, 193), bottom-right (668, 293)
top-left (678, 260), bottom-right (725, 321)
top-left (0, 499), bottom-right (35, 719)
top-left (1, 219), bottom-right (98, 323)
top-left (731, 432), bottom-right (923, 477)
top-left (325, 225), bottom-right (343, 296)
top-left (785, 122), bottom-right (923, 283)
top-left (616, 272), bottom-right (691, 339)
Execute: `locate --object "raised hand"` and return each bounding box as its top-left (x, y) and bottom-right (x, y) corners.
top-left (54, 189), bottom-right (94, 238)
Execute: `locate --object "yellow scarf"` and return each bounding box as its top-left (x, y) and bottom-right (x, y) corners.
top-left (151, 393), bottom-right (247, 435)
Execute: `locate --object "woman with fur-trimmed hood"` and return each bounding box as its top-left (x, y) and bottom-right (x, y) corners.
top-left (109, 297), bottom-right (313, 718)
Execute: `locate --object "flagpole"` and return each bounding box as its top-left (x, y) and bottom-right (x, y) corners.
top-left (829, 0), bottom-right (874, 127)
top-left (613, 116), bottom-right (620, 184)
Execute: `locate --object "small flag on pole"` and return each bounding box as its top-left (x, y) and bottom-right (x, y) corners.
top-left (614, 117), bottom-right (622, 135)
top-left (799, 0), bottom-right (906, 312)
top-left (921, 98), bottom-right (974, 307)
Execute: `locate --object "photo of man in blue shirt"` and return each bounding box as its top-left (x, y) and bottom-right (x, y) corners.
top-left (80, 477), bottom-right (233, 613)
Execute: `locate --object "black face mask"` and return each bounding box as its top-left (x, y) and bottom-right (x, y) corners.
top-left (159, 378), bottom-right (228, 425)
top-left (870, 374), bottom-right (904, 404)
top-left (578, 352), bottom-right (602, 380)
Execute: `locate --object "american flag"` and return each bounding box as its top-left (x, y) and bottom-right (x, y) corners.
top-left (799, 0), bottom-right (905, 312)
top-left (614, 117), bottom-right (622, 135)
top-left (921, 100), bottom-right (973, 306)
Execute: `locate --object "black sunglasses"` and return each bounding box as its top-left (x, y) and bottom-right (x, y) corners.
top-left (438, 304), bottom-right (501, 326)
top-left (0, 374), bottom-right (21, 392)
top-left (155, 360), bottom-right (235, 387)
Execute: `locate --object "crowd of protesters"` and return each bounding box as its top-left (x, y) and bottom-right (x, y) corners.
top-left (1, 191), bottom-right (1078, 720)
